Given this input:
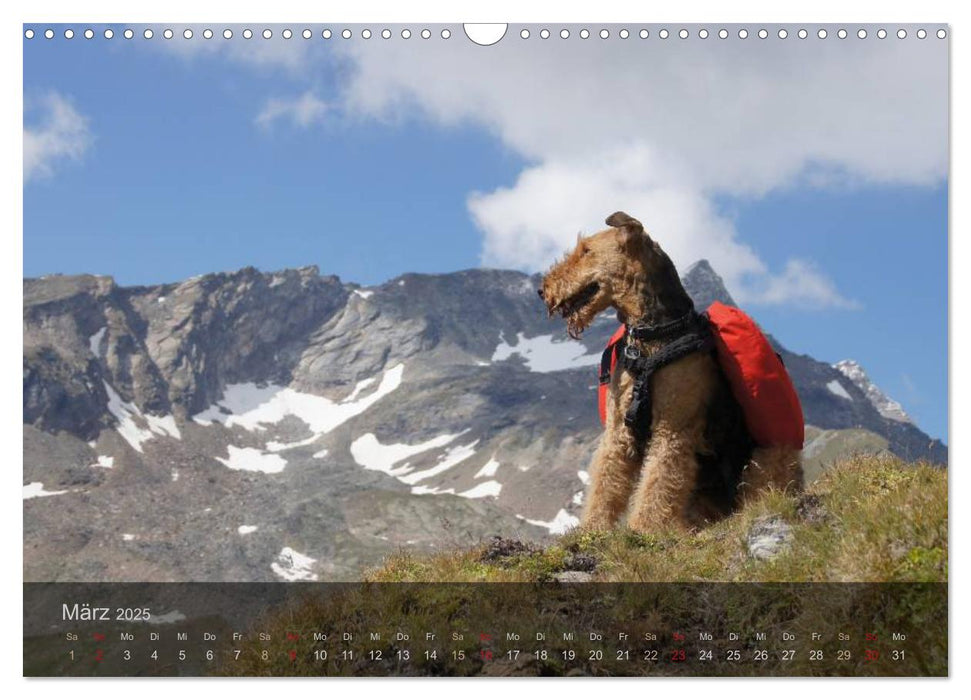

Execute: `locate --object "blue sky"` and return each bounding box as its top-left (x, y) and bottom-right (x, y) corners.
top-left (23, 26), bottom-right (948, 441)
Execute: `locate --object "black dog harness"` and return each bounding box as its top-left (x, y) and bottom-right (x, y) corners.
top-left (599, 309), bottom-right (713, 445)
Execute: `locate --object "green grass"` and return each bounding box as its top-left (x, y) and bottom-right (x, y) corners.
top-left (219, 455), bottom-right (947, 677)
top-left (368, 454), bottom-right (947, 584)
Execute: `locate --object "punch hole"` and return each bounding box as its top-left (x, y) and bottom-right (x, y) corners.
top-left (758, 28), bottom-right (767, 39)
top-left (798, 29), bottom-right (808, 39)
top-left (738, 28), bottom-right (748, 39)
top-left (778, 28), bottom-right (788, 39)
top-left (124, 29), bottom-right (133, 39)
top-left (382, 29), bottom-right (391, 39)
top-left (659, 29), bottom-right (669, 39)
top-left (223, 29), bottom-right (233, 39)
top-left (560, 29), bottom-right (570, 39)
top-left (699, 29), bottom-right (709, 39)
top-left (679, 29), bottom-right (688, 39)
top-left (639, 29), bottom-right (649, 39)
top-left (322, 29), bottom-right (332, 39)
top-left (580, 29), bottom-right (590, 39)
top-left (342, 29), bottom-right (352, 39)
top-left (183, 29), bottom-right (192, 40)
top-left (917, 29), bottom-right (926, 39)
top-left (203, 29), bottom-right (213, 39)
top-left (282, 29), bottom-right (293, 39)
top-left (84, 29), bottom-right (94, 39)
top-left (837, 29), bottom-right (847, 39)
top-left (521, 29), bottom-right (530, 39)
top-left (24, 28), bottom-right (34, 39)
top-left (877, 29), bottom-right (887, 39)
top-left (897, 29), bottom-right (907, 39)
top-left (540, 29), bottom-right (550, 39)
top-left (262, 29), bottom-right (272, 39)
top-left (421, 29), bottom-right (431, 39)
top-left (143, 29), bottom-right (154, 40)
top-left (718, 29), bottom-right (728, 39)
top-left (163, 28), bottom-right (174, 39)
top-left (619, 29), bottom-right (629, 39)
top-left (401, 29), bottom-right (411, 39)
top-left (858, 29), bottom-right (867, 39)
top-left (937, 29), bottom-right (947, 39)
top-left (599, 29), bottom-right (609, 39)
top-left (242, 29), bottom-right (253, 39)
top-left (817, 29), bottom-right (827, 39)
top-left (64, 29), bottom-right (74, 39)
top-left (441, 29), bottom-right (451, 39)
top-left (303, 29), bottom-right (312, 39)
top-left (362, 29), bottom-right (372, 39)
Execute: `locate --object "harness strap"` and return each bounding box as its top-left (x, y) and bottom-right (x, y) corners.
top-left (622, 323), bottom-right (713, 444)
top-left (627, 310), bottom-right (700, 341)
top-left (599, 335), bottom-right (625, 385)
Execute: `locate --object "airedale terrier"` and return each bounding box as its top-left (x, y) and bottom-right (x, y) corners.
top-left (539, 212), bottom-right (802, 531)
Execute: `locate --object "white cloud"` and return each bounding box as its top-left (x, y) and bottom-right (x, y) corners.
top-left (755, 260), bottom-right (861, 310)
top-left (148, 27), bottom-right (317, 73)
top-left (330, 36), bottom-right (945, 308)
top-left (24, 92), bottom-right (92, 182)
top-left (255, 91), bottom-right (328, 129)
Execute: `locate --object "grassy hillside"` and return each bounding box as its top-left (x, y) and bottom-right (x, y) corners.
top-left (369, 454), bottom-right (946, 583)
top-left (221, 455), bottom-right (946, 677)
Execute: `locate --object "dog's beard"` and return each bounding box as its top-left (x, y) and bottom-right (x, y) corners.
top-left (566, 311), bottom-right (589, 339)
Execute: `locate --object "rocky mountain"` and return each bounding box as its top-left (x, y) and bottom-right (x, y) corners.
top-left (833, 359), bottom-right (913, 424)
top-left (23, 260), bottom-right (946, 582)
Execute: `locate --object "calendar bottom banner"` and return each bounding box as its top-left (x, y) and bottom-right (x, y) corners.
top-left (24, 582), bottom-right (947, 677)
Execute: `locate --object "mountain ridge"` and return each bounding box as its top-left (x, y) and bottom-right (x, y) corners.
top-left (23, 261), bottom-right (946, 582)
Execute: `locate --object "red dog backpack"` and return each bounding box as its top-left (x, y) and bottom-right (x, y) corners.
top-left (597, 301), bottom-right (804, 449)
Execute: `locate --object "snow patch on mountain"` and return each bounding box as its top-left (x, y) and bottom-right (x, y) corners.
top-left (350, 431), bottom-right (479, 488)
top-left (192, 364), bottom-right (404, 434)
top-left (474, 456), bottom-right (500, 479)
top-left (271, 547), bottom-right (318, 582)
top-left (492, 332), bottom-right (601, 373)
top-left (459, 480), bottom-right (502, 498)
top-left (88, 326), bottom-right (106, 357)
top-left (834, 360), bottom-right (912, 423)
top-left (410, 484), bottom-right (454, 496)
top-left (350, 432), bottom-right (462, 477)
top-left (343, 376), bottom-right (376, 403)
top-left (519, 509), bottom-right (580, 535)
top-left (217, 445), bottom-right (287, 474)
top-left (411, 479), bottom-right (502, 499)
top-left (146, 610), bottom-right (186, 625)
top-left (398, 442), bottom-right (479, 485)
top-left (91, 455), bottom-right (114, 468)
top-left (237, 525), bottom-right (258, 535)
top-left (23, 482), bottom-right (68, 499)
top-left (265, 435), bottom-right (319, 452)
top-left (826, 380), bottom-right (853, 401)
top-left (104, 382), bottom-right (180, 452)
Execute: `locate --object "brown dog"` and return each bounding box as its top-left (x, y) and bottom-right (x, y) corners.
top-left (539, 212), bottom-right (802, 531)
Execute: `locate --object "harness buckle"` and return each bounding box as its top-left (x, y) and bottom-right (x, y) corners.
top-left (623, 344), bottom-right (641, 362)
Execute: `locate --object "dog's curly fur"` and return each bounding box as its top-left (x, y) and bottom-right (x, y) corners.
top-left (539, 212), bottom-right (803, 531)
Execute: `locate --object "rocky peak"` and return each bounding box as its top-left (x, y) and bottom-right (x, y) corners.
top-left (682, 259), bottom-right (737, 310)
top-left (834, 359), bottom-right (913, 425)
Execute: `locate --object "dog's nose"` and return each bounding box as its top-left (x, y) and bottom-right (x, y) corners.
top-left (537, 288), bottom-right (545, 300)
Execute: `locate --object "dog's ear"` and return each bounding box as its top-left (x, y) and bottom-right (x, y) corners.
top-left (606, 211), bottom-right (651, 245)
